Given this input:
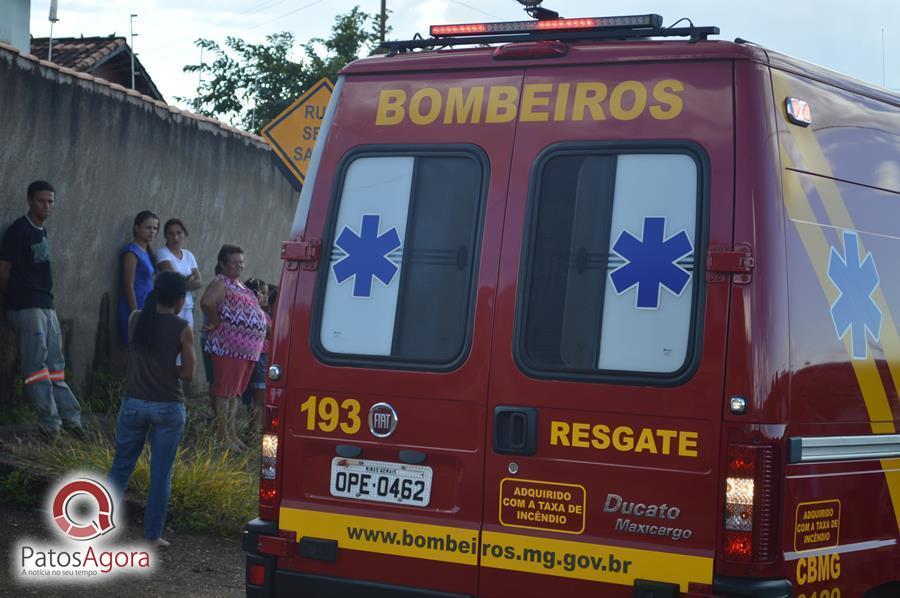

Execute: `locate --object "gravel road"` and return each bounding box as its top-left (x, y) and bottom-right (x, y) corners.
top-left (0, 503), bottom-right (245, 597)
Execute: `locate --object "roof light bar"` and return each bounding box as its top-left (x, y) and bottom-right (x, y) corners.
top-left (430, 14), bottom-right (662, 38)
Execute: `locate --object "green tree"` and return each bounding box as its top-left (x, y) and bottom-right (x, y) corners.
top-left (180, 7), bottom-right (383, 133)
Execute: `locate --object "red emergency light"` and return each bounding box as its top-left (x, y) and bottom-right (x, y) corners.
top-left (430, 14), bottom-right (661, 38)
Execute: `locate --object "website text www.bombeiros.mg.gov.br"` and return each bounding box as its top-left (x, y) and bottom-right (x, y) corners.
top-left (280, 507), bottom-right (712, 588)
top-left (345, 523), bottom-right (633, 575)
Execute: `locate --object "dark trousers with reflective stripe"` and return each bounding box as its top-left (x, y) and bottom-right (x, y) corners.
top-left (8, 308), bottom-right (82, 433)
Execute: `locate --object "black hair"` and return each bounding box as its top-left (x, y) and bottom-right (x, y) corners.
top-left (244, 278), bottom-right (267, 293)
top-left (27, 180), bottom-right (55, 199)
top-left (133, 210), bottom-right (159, 233)
top-left (214, 263), bottom-right (223, 276)
top-left (217, 244), bottom-right (243, 265)
top-left (164, 218), bottom-right (189, 236)
top-left (267, 285), bottom-right (278, 315)
top-left (132, 210), bottom-right (159, 268)
top-left (132, 271), bottom-right (188, 349)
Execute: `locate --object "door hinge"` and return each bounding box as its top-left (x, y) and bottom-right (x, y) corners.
top-left (281, 239), bottom-right (321, 271)
top-left (707, 244), bottom-right (754, 284)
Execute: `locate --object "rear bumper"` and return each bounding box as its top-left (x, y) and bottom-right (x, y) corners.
top-left (244, 518), bottom-right (470, 598)
top-left (246, 520), bottom-right (790, 598)
top-left (246, 552), bottom-right (277, 598)
top-left (243, 518), bottom-right (278, 553)
top-left (246, 558), bottom-right (471, 598)
top-left (713, 575), bottom-right (792, 597)
top-left (247, 568), bottom-right (792, 598)
top-left (266, 570), bottom-right (471, 598)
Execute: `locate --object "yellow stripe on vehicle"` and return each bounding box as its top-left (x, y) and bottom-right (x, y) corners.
top-left (279, 507), bottom-right (479, 566)
top-left (480, 529), bottom-right (712, 591)
top-left (882, 458), bottom-right (900, 535)
top-left (779, 152), bottom-right (894, 432)
top-left (776, 80), bottom-right (900, 397)
top-left (772, 69), bottom-right (900, 534)
top-left (278, 507), bottom-right (713, 589)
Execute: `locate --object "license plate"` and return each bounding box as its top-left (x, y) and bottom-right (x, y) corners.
top-left (330, 457), bottom-right (432, 507)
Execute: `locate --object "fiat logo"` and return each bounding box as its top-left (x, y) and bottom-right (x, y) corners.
top-left (368, 402), bottom-right (398, 438)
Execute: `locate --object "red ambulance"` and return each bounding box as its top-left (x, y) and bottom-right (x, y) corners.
top-left (245, 5), bottom-right (900, 596)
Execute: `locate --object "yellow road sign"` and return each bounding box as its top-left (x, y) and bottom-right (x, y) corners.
top-left (262, 77), bottom-right (333, 185)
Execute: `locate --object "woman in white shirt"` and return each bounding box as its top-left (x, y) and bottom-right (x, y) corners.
top-left (156, 219), bottom-right (202, 328)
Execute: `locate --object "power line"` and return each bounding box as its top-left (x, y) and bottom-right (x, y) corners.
top-left (448, 0), bottom-right (504, 21)
top-left (142, 0), bottom-right (296, 56)
top-left (243, 0), bottom-right (325, 32)
top-left (235, 0), bottom-right (293, 18)
top-left (146, 0), bottom-right (326, 64)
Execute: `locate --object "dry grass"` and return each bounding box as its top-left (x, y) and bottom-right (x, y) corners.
top-left (4, 400), bottom-right (259, 537)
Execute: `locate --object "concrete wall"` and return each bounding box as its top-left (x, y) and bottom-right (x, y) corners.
top-left (0, 0), bottom-right (30, 53)
top-left (0, 45), bottom-right (297, 402)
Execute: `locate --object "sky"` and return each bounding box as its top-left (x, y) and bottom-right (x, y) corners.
top-left (28, 0), bottom-right (900, 109)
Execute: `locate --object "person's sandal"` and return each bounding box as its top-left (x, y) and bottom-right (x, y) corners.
top-left (149, 537), bottom-right (171, 549)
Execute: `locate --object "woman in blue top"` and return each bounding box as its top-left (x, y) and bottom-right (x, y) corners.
top-left (117, 210), bottom-right (159, 345)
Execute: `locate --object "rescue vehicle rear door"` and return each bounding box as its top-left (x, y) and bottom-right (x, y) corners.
top-left (277, 65), bottom-right (524, 595)
top-left (481, 59), bottom-right (735, 596)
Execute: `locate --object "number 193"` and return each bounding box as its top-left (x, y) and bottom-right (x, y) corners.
top-left (300, 395), bottom-right (361, 434)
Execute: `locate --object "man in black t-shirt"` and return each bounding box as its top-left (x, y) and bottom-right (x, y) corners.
top-left (0, 181), bottom-right (83, 438)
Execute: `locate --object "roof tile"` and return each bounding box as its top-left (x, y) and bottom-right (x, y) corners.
top-left (30, 36), bottom-right (163, 101)
top-left (30, 36), bottom-right (124, 71)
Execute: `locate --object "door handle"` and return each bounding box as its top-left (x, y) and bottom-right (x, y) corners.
top-left (493, 406), bottom-right (538, 456)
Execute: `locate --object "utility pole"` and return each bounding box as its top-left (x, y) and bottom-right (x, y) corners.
top-left (379, 0), bottom-right (386, 43)
top-left (130, 13), bottom-right (138, 90)
top-left (48, 0), bottom-right (60, 62)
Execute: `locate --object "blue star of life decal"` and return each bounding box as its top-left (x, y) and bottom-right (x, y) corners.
top-left (332, 214), bottom-right (402, 298)
top-left (609, 216), bottom-right (694, 310)
top-left (827, 230), bottom-right (882, 360)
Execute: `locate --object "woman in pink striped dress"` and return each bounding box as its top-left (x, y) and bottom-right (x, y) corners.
top-left (200, 245), bottom-right (266, 450)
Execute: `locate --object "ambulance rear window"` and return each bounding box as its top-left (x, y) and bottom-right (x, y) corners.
top-left (315, 149), bottom-right (485, 368)
top-left (518, 148), bottom-right (703, 381)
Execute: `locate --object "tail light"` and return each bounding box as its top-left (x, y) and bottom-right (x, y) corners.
top-left (261, 434), bottom-right (278, 480)
top-left (248, 563), bottom-right (266, 586)
top-left (723, 444), bottom-right (778, 562)
top-left (259, 403), bottom-right (281, 520)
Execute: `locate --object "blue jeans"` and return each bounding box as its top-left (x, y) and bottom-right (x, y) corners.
top-left (7, 308), bottom-right (82, 434)
top-left (108, 398), bottom-right (186, 540)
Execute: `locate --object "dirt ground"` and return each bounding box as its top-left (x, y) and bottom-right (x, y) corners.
top-left (0, 503), bottom-right (245, 597)
top-left (0, 415), bottom-right (248, 597)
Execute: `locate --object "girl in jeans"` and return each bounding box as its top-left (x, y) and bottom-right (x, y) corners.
top-left (108, 271), bottom-right (196, 548)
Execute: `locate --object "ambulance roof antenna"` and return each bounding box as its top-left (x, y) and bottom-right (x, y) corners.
top-left (516, 0), bottom-right (559, 20)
